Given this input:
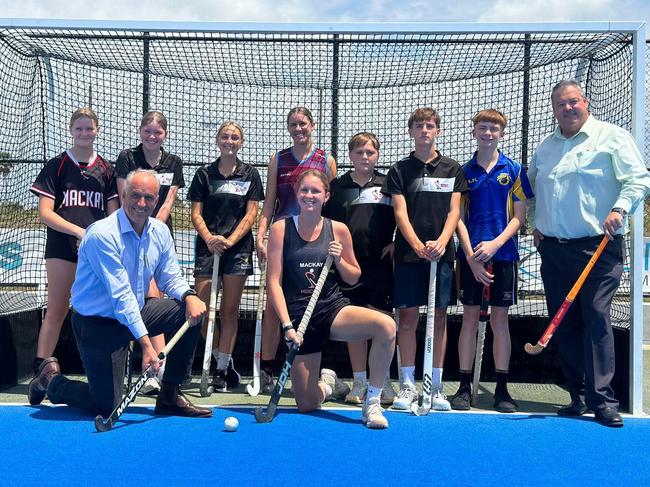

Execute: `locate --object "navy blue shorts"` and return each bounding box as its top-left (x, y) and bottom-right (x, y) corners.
top-left (45, 230), bottom-right (79, 263)
top-left (288, 296), bottom-right (350, 355)
top-left (393, 260), bottom-right (456, 308)
top-left (457, 257), bottom-right (517, 307)
top-left (194, 250), bottom-right (254, 278)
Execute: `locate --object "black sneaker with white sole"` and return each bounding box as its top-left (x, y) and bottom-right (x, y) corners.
top-left (225, 358), bottom-right (241, 389)
top-left (450, 389), bottom-right (471, 411)
top-left (212, 369), bottom-right (228, 392)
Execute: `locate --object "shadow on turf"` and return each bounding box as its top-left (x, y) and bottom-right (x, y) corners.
top-left (217, 405), bottom-right (360, 424)
top-left (29, 405), bottom-right (157, 429)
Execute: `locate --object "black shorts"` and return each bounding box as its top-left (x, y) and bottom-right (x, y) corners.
top-left (45, 229), bottom-right (78, 263)
top-left (393, 260), bottom-right (456, 308)
top-left (341, 282), bottom-right (393, 312)
top-left (457, 257), bottom-right (517, 307)
top-left (288, 296), bottom-right (350, 355)
top-left (194, 250), bottom-right (254, 278)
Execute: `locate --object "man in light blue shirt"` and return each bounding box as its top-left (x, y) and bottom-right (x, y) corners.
top-left (45, 169), bottom-right (211, 419)
top-left (529, 79), bottom-right (650, 428)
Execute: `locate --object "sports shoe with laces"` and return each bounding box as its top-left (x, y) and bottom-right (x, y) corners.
top-left (494, 390), bottom-right (519, 413)
top-left (450, 389), bottom-right (471, 411)
top-left (141, 376), bottom-right (161, 395)
top-left (225, 358), bottom-right (240, 389)
top-left (381, 377), bottom-right (396, 405)
top-left (212, 369), bottom-right (228, 392)
top-left (345, 378), bottom-right (367, 404)
top-left (320, 368), bottom-right (350, 400)
top-left (432, 386), bottom-right (451, 411)
top-left (362, 397), bottom-right (388, 429)
top-left (392, 385), bottom-right (418, 410)
top-left (260, 369), bottom-right (274, 394)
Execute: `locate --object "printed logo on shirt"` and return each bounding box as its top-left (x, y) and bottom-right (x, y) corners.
top-left (420, 177), bottom-right (455, 193)
top-left (156, 173), bottom-right (174, 186)
top-left (497, 173), bottom-right (511, 186)
top-left (60, 190), bottom-right (104, 210)
top-left (353, 187), bottom-right (391, 206)
top-left (213, 180), bottom-right (251, 196)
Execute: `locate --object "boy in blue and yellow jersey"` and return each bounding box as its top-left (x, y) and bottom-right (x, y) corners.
top-left (451, 109), bottom-right (534, 413)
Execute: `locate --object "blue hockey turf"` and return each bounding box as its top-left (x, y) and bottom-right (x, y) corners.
top-left (2, 405), bottom-right (649, 486)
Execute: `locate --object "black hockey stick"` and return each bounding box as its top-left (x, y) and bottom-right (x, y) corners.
top-left (255, 256), bottom-right (333, 423)
top-left (95, 321), bottom-right (191, 432)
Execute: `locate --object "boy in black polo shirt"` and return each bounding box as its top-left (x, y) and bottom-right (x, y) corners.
top-left (383, 108), bottom-right (468, 411)
top-left (323, 132), bottom-right (397, 406)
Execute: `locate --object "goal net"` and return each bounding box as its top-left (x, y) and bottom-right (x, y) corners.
top-left (0, 23), bottom-right (642, 330)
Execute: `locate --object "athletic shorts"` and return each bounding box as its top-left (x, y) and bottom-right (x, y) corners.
top-left (393, 260), bottom-right (456, 309)
top-left (457, 257), bottom-right (517, 307)
top-left (45, 229), bottom-right (79, 263)
top-left (194, 250), bottom-right (254, 278)
top-left (288, 296), bottom-right (350, 356)
top-left (341, 282), bottom-right (393, 313)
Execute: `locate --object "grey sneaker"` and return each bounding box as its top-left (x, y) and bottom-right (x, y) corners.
top-left (320, 368), bottom-right (350, 400)
top-left (345, 378), bottom-right (367, 404)
top-left (381, 377), bottom-right (396, 406)
top-left (141, 376), bottom-right (161, 396)
top-left (450, 389), bottom-right (471, 411)
top-left (432, 386), bottom-right (451, 411)
top-left (392, 385), bottom-right (418, 410)
top-left (362, 397), bottom-right (388, 429)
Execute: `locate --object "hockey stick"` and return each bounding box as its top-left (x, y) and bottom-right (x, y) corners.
top-left (246, 261), bottom-right (267, 396)
top-left (395, 310), bottom-right (403, 386)
top-left (525, 235), bottom-right (608, 355)
top-left (199, 253), bottom-right (220, 397)
top-left (95, 320), bottom-right (191, 432)
top-left (124, 340), bottom-right (134, 394)
top-left (255, 255), bottom-right (333, 423)
top-left (472, 260), bottom-right (492, 406)
top-left (411, 261), bottom-right (437, 416)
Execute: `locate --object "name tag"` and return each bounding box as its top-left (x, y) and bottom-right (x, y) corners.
top-left (421, 177), bottom-right (455, 193)
top-left (156, 173), bottom-right (174, 186)
top-left (353, 187), bottom-right (391, 206)
top-left (214, 180), bottom-right (251, 196)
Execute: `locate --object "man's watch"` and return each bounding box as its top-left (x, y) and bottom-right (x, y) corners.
top-left (181, 289), bottom-right (198, 301)
top-left (611, 207), bottom-right (628, 217)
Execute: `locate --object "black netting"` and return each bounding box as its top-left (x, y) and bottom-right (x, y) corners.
top-left (0, 28), bottom-right (637, 331)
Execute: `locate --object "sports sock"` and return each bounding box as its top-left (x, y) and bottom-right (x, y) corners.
top-left (401, 366), bottom-right (415, 388)
top-left (366, 384), bottom-right (382, 403)
top-left (216, 352), bottom-right (231, 370)
top-left (495, 369), bottom-right (509, 396)
top-left (261, 359), bottom-right (274, 375)
top-left (353, 371), bottom-right (367, 382)
top-left (459, 370), bottom-right (472, 391)
top-left (212, 349), bottom-right (219, 362)
top-left (433, 367), bottom-right (443, 388)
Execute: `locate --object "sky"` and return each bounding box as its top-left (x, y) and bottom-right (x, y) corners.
top-left (0, 0), bottom-right (648, 35)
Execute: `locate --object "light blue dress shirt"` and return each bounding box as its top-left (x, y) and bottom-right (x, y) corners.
top-left (529, 115), bottom-right (650, 239)
top-left (71, 208), bottom-right (190, 339)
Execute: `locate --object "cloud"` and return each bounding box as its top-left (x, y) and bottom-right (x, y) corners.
top-left (478, 0), bottom-right (618, 22)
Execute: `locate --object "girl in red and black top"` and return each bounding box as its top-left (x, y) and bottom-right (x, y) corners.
top-left (28, 108), bottom-right (119, 405)
top-left (255, 107), bottom-right (337, 393)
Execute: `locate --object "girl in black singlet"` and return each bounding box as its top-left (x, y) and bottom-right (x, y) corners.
top-left (266, 169), bottom-right (396, 429)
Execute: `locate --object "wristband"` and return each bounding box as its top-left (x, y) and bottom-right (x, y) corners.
top-left (281, 322), bottom-right (293, 333)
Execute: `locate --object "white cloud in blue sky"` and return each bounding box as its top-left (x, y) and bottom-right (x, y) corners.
top-left (0, 0), bottom-right (648, 30)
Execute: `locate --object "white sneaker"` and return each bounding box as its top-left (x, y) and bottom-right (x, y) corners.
top-left (320, 368), bottom-right (350, 400)
top-left (381, 377), bottom-right (396, 406)
top-left (432, 386), bottom-right (451, 411)
top-left (141, 376), bottom-right (161, 395)
top-left (362, 397), bottom-right (388, 429)
top-left (345, 378), bottom-right (367, 404)
top-left (392, 385), bottom-right (418, 410)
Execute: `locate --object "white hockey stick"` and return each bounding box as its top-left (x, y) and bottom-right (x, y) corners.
top-left (199, 253), bottom-right (220, 397)
top-left (246, 261), bottom-right (266, 396)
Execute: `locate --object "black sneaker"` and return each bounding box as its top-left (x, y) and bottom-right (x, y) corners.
top-left (261, 369), bottom-right (274, 394)
top-left (212, 369), bottom-right (228, 392)
top-left (450, 389), bottom-right (471, 411)
top-left (225, 358), bottom-right (241, 389)
top-left (494, 391), bottom-right (519, 413)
